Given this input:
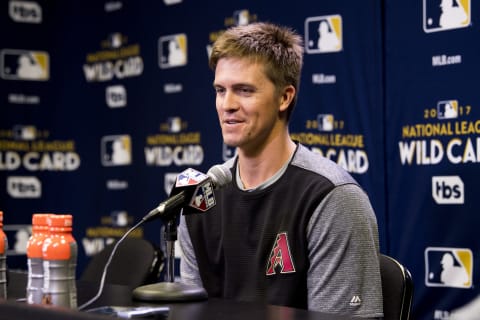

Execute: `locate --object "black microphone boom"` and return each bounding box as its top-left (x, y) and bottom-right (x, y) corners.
top-left (142, 164), bottom-right (232, 223)
top-left (142, 191), bottom-right (187, 222)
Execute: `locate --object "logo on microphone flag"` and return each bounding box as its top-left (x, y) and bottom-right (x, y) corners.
top-left (175, 168), bottom-right (209, 187)
top-left (189, 181), bottom-right (216, 212)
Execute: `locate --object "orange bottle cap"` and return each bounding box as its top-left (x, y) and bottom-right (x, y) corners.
top-left (32, 213), bottom-right (51, 226)
top-left (47, 214), bottom-right (73, 228)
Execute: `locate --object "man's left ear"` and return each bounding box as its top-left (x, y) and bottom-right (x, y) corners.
top-left (279, 85), bottom-right (295, 112)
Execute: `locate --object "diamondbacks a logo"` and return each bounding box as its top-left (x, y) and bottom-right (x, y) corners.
top-left (266, 232), bottom-right (296, 275)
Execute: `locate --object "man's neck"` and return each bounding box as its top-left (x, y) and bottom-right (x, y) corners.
top-left (237, 135), bottom-right (296, 189)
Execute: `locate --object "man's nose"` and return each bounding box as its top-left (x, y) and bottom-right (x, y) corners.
top-left (219, 91), bottom-right (238, 111)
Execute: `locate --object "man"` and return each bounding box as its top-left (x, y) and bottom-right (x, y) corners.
top-left (178, 22), bottom-right (383, 318)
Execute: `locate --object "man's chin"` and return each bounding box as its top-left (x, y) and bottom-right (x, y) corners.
top-left (222, 136), bottom-right (240, 148)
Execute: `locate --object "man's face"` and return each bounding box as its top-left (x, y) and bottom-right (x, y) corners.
top-left (213, 57), bottom-right (285, 154)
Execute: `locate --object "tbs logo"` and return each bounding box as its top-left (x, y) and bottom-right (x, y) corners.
top-left (106, 85), bottom-right (127, 108)
top-left (7, 176), bottom-right (41, 198)
top-left (432, 176), bottom-right (464, 204)
top-left (9, 1), bottom-right (42, 24)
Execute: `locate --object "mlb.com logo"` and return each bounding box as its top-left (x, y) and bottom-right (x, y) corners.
top-left (432, 176), bottom-right (464, 204)
top-left (425, 247), bottom-right (473, 288)
top-left (423, 0), bottom-right (470, 33)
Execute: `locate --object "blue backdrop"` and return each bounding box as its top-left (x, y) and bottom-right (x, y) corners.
top-left (0, 0), bottom-right (478, 318)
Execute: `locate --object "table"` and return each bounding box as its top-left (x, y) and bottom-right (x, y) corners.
top-left (0, 298), bottom-right (357, 320)
top-left (5, 270), bottom-right (357, 320)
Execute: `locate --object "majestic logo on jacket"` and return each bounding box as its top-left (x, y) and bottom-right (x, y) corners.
top-left (266, 232), bottom-right (296, 275)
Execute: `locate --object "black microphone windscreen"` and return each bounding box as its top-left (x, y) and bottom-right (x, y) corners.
top-left (207, 164), bottom-right (232, 189)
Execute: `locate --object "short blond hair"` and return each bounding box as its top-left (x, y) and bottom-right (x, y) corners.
top-left (209, 22), bottom-right (304, 120)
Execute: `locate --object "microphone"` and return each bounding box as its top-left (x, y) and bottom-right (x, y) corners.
top-left (142, 164), bottom-right (232, 222)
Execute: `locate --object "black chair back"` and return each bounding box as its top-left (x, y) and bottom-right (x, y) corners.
top-left (380, 254), bottom-right (414, 320)
top-left (80, 237), bottom-right (163, 289)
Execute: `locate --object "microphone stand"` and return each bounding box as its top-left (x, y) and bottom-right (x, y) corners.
top-left (132, 215), bottom-right (208, 301)
top-left (164, 219), bottom-right (177, 283)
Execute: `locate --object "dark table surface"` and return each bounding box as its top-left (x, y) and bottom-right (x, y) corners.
top-left (5, 270), bottom-right (357, 320)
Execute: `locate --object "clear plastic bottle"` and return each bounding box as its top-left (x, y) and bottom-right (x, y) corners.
top-left (42, 214), bottom-right (77, 308)
top-left (26, 213), bottom-right (50, 304)
top-left (0, 211), bottom-right (7, 299)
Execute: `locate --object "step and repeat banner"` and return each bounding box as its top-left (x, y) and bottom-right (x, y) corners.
top-left (385, 0), bottom-right (479, 319)
top-left (0, 0), bottom-right (477, 318)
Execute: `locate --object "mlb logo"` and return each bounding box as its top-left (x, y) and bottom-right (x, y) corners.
top-left (167, 117), bottom-right (182, 133)
top-left (159, 33), bottom-right (187, 68)
top-left (101, 135), bottom-right (132, 166)
top-left (425, 247), bottom-right (472, 288)
top-left (106, 85), bottom-right (127, 108)
top-left (13, 125), bottom-right (36, 140)
top-left (108, 33), bottom-right (123, 48)
top-left (233, 9), bottom-right (250, 26)
top-left (305, 15), bottom-right (342, 54)
top-left (0, 49), bottom-right (49, 81)
top-left (189, 182), bottom-right (215, 212)
top-left (437, 100), bottom-right (458, 119)
top-left (110, 211), bottom-right (129, 227)
top-left (3, 224), bottom-right (31, 255)
top-left (176, 168), bottom-right (208, 187)
top-left (317, 114), bottom-right (334, 132)
top-left (423, 0), bottom-right (470, 33)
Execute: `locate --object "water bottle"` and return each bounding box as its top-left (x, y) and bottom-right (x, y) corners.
top-left (26, 213), bottom-right (50, 304)
top-left (42, 214), bottom-right (77, 308)
top-left (0, 211), bottom-right (7, 299)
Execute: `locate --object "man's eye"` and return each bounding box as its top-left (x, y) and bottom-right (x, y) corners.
top-left (215, 87), bottom-right (225, 94)
top-left (239, 87), bottom-right (254, 94)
